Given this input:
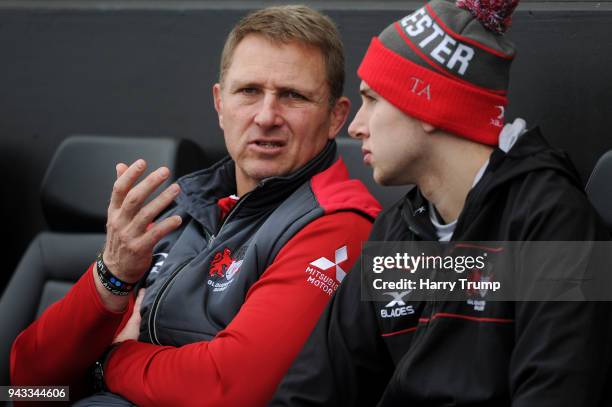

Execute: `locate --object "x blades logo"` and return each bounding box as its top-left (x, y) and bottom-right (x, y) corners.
top-left (309, 246), bottom-right (348, 283)
top-left (380, 291), bottom-right (415, 318)
top-left (383, 290), bottom-right (412, 308)
top-left (149, 252), bottom-right (168, 275)
top-left (413, 206), bottom-right (426, 216)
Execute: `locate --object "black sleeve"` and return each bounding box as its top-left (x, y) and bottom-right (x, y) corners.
top-left (270, 256), bottom-right (394, 407)
top-left (510, 183), bottom-right (612, 407)
top-left (510, 301), bottom-right (612, 407)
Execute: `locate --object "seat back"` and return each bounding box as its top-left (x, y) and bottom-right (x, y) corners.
top-left (0, 135), bottom-right (208, 385)
top-left (336, 137), bottom-right (409, 210)
top-left (41, 135), bottom-right (208, 232)
top-left (586, 150), bottom-right (612, 234)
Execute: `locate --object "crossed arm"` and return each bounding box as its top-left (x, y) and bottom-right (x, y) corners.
top-left (10, 160), bottom-right (373, 406)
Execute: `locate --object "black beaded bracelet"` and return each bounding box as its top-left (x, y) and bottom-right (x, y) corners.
top-left (95, 252), bottom-right (135, 296)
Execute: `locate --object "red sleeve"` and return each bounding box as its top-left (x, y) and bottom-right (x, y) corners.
top-left (104, 211), bottom-right (373, 406)
top-left (10, 263), bottom-right (133, 396)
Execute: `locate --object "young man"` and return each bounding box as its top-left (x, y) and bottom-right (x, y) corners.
top-left (10, 6), bottom-right (380, 406)
top-left (272, 0), bottom-right (612, 405)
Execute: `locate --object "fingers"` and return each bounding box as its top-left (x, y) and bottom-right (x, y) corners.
top-left (109, 159), bottom-right (148, 211)
top-left (104, 159), bottom-right (181, 282)
top-left (140, 214), bottom-right (183, 251)
top-left (116, 163), bottom-right (128, 179)
top-left (113, 288), bottom-right (146, 344)
top-left (130, 183), bottom-right (181, 231)
top-left (134, 288), bottom-right (146, 313)
top-left (118, 166), bottom-right (171, 221)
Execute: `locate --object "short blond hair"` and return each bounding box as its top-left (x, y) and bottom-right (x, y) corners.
top-left (219, 5), bottom-right (345, 104)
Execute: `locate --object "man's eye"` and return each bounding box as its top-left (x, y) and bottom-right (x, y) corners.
top-left (283, 91), bottom-right (306, 100)
top-left (239, 88), bottom-right (258, 95)
top-left (362, 94), bottom-right (377, 104)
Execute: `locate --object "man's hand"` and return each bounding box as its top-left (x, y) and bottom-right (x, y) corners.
top-left (104, 159), bottom-right (182, 282)
top-left (95, 159), bottom-right (182, 312)
top-left (114, 289), bottom-right (146, 343)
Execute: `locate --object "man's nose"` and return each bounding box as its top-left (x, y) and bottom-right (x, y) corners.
top-left (348, 107), bottom-right (368, 140)
top-left (254, 93), bottom-right (284, 128)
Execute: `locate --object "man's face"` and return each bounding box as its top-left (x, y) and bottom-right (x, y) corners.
top-left (348, 81), bottom-right (429, 186)
top-left (214, 34), bottom-right (349, 195)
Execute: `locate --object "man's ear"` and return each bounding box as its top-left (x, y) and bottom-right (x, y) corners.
top-left (420, 120), bottom-right (436, 134)
top-left (328, 96), bottom-right (351, 140)
top-left (213, 83), bottom-right (224, 130)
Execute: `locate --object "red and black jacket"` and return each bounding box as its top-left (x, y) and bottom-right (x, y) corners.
top-left (272, 128), bottom-right (612, 407)
top-left (11, 141), bottom-right (381, 406)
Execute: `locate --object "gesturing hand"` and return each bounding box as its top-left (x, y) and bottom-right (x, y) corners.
top-left (103, 159), bottom-right (182, 284)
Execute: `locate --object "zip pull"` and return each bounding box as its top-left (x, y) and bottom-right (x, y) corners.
top-left (208, 234), bottom-right (216, 248)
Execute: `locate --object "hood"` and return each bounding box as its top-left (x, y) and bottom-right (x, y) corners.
top-left (483, 126), bottom-right (583, 193)
top-left (399, 126), bottom-right (584, 240)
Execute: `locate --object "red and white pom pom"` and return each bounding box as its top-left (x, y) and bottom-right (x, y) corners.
top-left (456, 0), bottom-right (520, 34)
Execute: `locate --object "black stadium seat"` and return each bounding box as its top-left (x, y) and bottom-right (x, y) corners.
top-left (586, 150), bottom-right (612, 234)
top-left (0, 135), bottom-right (207, 386)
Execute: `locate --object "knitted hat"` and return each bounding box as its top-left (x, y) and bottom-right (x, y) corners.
top-left (358, 0), bottom-right (519, 145)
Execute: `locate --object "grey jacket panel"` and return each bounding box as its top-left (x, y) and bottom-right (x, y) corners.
top-left (138, 142), bottom-right (336, 346)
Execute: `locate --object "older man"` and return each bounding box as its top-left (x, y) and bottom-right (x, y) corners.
top-left (11, 6), bottom-right (379, 406)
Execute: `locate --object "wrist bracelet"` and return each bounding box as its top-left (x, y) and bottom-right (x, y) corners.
top-left (96, 252), bottom-right (135, 296)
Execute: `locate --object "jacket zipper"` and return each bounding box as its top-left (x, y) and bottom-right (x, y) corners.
top-left (148, 230), bottom-right (212, 345)
top-left (207, 187), bottom-right (256, 248)
top-left (148, 259), bottom-right (191, 345)
top-left (149, 185), bottom-right (261, 344)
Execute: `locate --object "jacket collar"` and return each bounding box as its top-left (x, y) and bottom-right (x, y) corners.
top-left (400, 187), bottom-right (438, 241)
top-left (402, 126), bottom-right (582, 241)
top-left (175, 140), bottom-right (337, 228)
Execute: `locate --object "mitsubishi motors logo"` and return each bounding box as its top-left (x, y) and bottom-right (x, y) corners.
top-left (309, 246), bottom-right (348, 283)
